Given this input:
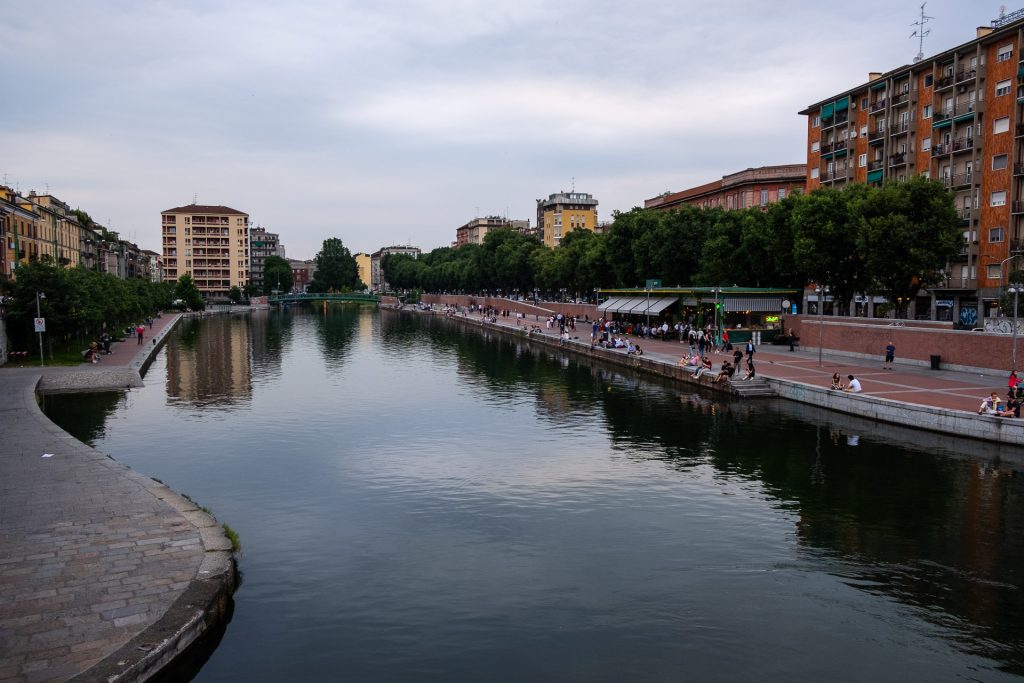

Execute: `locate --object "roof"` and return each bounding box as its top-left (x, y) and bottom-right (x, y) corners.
top-left (599, 286), bottom-right (800, 295)
top-left (161, 204), bottom-right (247, 215)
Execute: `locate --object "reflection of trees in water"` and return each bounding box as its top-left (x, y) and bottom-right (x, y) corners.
top-left (42, 391), bottom-right (126, 446)
top-left (414, 312), bottom-right (1024, 675)
top-left (308, 304), bottom-right (360, 370)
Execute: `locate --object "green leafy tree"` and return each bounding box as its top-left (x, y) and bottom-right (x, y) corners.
top-left (228, 286), bottom-right (243, 304)
top-left (262, 255), bottom-right (293, 295)
top-left (309, 238), bottom-right (359, 292)
top-left (175, 273), bottom-right (205, 311)
top-left (857, 176), bottom-right (960, 318)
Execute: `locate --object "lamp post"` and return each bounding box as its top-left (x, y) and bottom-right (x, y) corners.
top-left (35, 291), bottom-right (45, 368)
top-left (645, 287), bottom-right (651, 327)
top-left (1010, 284), bottom-right (1022, 370)
top-left (714, 287), bottom-right (720, 349)
top-left (816, 285), bottom-right (825, 367)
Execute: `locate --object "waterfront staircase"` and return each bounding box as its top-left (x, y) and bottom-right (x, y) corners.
top-left (728, 376), bottom-right (776, 398)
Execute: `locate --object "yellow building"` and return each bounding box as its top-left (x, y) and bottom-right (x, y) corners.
top-left (162, 204), bottom-right (249, 299)
top-left (354, 252), bottom-right (371, 290)
top-left (0, 187), bottom-right (100, 277)
top-left (536, 191), bottom-right (599, 248)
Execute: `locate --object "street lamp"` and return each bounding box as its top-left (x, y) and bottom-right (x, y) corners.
top-left (816, 285), bottom-right (825, 368)
top-left (1010, 284), bottom-right (1022, 370)
top-left (36, 291), bottom-right (45, 367)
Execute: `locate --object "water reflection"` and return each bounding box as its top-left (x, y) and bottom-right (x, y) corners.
top-left (166, 315), bottom-right (253, 408)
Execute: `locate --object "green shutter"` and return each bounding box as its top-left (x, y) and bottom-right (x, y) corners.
top-left (834, 96), bottom-right (849, 111)
top-left (821, 103), bottom-right (834, 119)
top-left (870, 81), bottom-right (886, 90)
top-left (867, 169), bottom-right (884, 183)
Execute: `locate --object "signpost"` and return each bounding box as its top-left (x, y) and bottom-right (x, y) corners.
top-left (35, 291), bottom-right (46, 367)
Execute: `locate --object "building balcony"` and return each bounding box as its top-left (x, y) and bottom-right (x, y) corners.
top-left (890, 91), bottom-right (910, 106)
top-left (1015, 163), bottom-right (1024, 176)
top-left (955, 67), bottom-right (978, 83)
top-left (947, 172), bottom-right (973, 188)
top-left (889, 121), bottom-right (910, 136)
top-left (868, 128), bottom-right (886, 142)
top-left (932, 143), bottom-right (950, 156)
top-left (935, 73), bottom-right (956, 89)
top-left (951, 137), bottom-right (975, 152)
top-left (870, 98), bottom-right (887, 112)
top-left (933, 109), bottom-right (953, 124)
top-left (1011, 239), bottom-right (1024, 254)
top-left (868, 159), bottom-right (885, 171)
top-left (1013, 201), bottom-right (1024, 214)
top-left (943, 276), bottom-right (972, 288)
top-left (889, 153), bottom-right (908, 166)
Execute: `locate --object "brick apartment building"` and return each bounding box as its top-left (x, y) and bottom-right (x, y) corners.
top-left (800, 10), bottom-right (1024, 326)
top-left (644, 165), bottom-right (806, 212)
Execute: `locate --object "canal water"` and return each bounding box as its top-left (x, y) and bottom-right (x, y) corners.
top-left (45, 307), bottom-right (1024, 681)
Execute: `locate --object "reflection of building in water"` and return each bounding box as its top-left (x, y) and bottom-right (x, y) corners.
top-left (247, 310), bottom-right (285, 376)
top-left (165, 317), bottom-right (252, 405)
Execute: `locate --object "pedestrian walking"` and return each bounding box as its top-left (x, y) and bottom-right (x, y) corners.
top-left (745, 339), bottom-right (756, 363)
top-left (136, 324), bottom-right (145, 345)
top-left (883, 340), bottom-right (895, 370)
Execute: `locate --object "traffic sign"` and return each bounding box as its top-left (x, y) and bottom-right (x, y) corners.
top-left (34, 318), bottom-right (45, 333)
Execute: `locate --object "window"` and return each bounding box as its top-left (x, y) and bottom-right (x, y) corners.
top-left (778, 188), bottom-right (786, 200)
top-left (922, 138), bottom-right (931, 151)
top-left (925, 74), bottom-right (933, 87)
top-left (994, 154), bottom-right (1009, 170)
top-left (995, 117), bottom-right (1010, 134)
top-left (760, 190), bottom-right (769, 206)
top-left (860, 125), bottom-right (867, 136)
top-left (990, 227), bottom-right (1006, 243)
top-left (997, 80), bottom-right (1012, 97)
top-left (812, 115), bottom-right (820, 127)
top-left (858, 153), bottom-right (867, 167)
top-left (810, 168), bottom-right (820, 179)
top-left (922, 104), bottom-right (932, 119)
top-left (811, 141), bottom-right (820, 152)
top-left (861, 97), bottom-right (868, 109)
top-left (988, 264), bottom-right (1003, 280)
top-left (998, 44), bottom-right (1013, 62)
top-left (992, 190), bottom-right (1007, 207)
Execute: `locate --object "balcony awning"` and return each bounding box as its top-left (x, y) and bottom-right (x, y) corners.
top-left (932, 119), bottom-right (952, 129)
top-left (1018, 64), bottom-right (1024, 78)
top-left (870, 81), bottom-right (887, 90)
top-left (821, 102), bottom-right (834, 119)
top-left (834, 96), bottom-right (849, 111)
top-left (867, 169), bottom-right (884, 183)
top-left (599, 296), bottom-right (678, 315)
top-left (724, 297), bottom-right (783, 312)
top-left (833, 148), bottom-right (848, 158)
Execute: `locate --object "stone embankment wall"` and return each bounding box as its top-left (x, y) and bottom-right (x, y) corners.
top-left (422, 294), bottom-right (598, 320)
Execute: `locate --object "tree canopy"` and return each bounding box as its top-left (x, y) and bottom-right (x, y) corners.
top-left (309, 238), bottom-right (359, 293)
top-left (263, 255), bottom-right (293, 295)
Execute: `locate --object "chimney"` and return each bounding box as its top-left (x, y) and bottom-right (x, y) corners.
top-left (868, 72), bottom-right (882, 82)
top-left (977, 26), bottom-right (994, 38)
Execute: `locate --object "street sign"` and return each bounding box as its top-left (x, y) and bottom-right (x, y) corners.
top-left (34, 318), bottom-right (45, 333)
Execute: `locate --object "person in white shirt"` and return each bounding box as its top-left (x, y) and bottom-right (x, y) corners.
top-left (844, 375), bottom-right (862, 393)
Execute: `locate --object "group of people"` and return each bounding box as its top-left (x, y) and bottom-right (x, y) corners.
top-left (681, 352), bottom-right (755, 382)
top-left (977, 370), bottom-right (1024, 417)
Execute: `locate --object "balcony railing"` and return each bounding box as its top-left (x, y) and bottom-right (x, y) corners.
top-left (933, 109), bottom-right (953, 123)
top-left (889, 153), bottom-right (908, 166)
top-left (932, 143), bottom-right (950, 155)
top-left (936, 73), bottom-right (955, 89)
top-left (1017, 123), bottom-right (1024, 137)
top-left (952, 137), bottom-right (974, 152)
top-left (1015, 163), bottom-right (1024, 176)
top-left (959, 207), bottom-right (973, 219)
top-left (868, 160), bottom-right (884, 171)
top-left (889, 121), bottom-right (910, 136)
top-left (1011, 239), bottom-right (1024, 253)
top-left (890, 91), bottom-right (910, 106)
top-left (955, 67), bottom-right (978, 83)
top-left (868, 128), bottom-right (886, 141)
top-left (870, 98), bottom-right (887, 112)
top-left (1013, 201), bottom-right (1024, 214)
top-left (943, 277), bottom-right (972, 288)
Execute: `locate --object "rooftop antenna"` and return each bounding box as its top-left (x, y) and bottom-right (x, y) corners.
top-left (910, 2), bottom-right (933, 63)
top-left (571, 176), bottom-right (575, 192)
top-left (45, 182), bottom-right (50, 195)
top-left (192, 192), bottom-right (198, 205)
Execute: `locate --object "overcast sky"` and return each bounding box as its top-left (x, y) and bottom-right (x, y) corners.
top-left (0, 0), bottom-right (999, 257)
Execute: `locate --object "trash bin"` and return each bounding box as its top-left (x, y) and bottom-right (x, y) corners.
top-left (930, 354), bottom-right (941, 370)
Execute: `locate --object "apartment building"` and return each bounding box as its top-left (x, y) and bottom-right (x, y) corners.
top-left (455, 216), bottom-right (531, 247)
top-left (800, 11), bottom-right (1024, 325)
top-left (370, 245), bottom-right (421, 292)
top-left (536, 192), bottom-right (598, 248)
top-left (0, 187), bottom-right (100, 277)
top-left (645, 165), bottom-right (806, 212)
top-left (249, 226), bottom-right (282, 293)
top-left (288, 258), bottom-right (315, 293)
top-left (354, 252), bottom-right (371, 290)
top-left (161, 204), bottom-right (249, 299)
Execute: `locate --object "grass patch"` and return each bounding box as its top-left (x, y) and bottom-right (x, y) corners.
top-left (222, 523), bottom-right (241, 553)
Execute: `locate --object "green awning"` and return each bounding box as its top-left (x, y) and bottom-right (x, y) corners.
top-left (833, 148), bottom-right (848, 158)
top-left (1018, 63), bottom-right (1024, 78)
top-left (870, 81), bottom-right (887, 90)
top-left (821, 102), bottom-right (834, 119)
top-left (820, 151), bottom-right (834, 159)
top-left (953, 112), bottom-right (976, 123)
top-left (835, 96), bottom-right (850, 111)
top-left (932, 118), bottom-right (952, 129)
top-left (867, 169), bottom-right (884, 183)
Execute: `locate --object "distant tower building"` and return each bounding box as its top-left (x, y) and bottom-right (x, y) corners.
top-left (248, 226), bottom-right (281, 293)
top-left (161, 203), bottom-right (249, 300)
top-left (536, 191), bottom-right (598, 248)
top-left (353, 252), bottom-right (371, 290)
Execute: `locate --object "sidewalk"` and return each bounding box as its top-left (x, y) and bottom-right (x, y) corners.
top-left (484, 314), bottom-right (1009, 416)
top-left (0, 312), bottom-right (235, 682)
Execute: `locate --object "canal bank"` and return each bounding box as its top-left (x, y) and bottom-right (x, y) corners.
top-left (0, 312), bottom-right (238, 682)
top-left (396, 306), bottom-right (1024, 448)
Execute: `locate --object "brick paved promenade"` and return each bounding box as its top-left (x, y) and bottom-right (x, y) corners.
top-left (0, 313), bottom-right (236, 682)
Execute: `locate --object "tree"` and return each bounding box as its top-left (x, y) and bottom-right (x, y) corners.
top-left (175, 273), bottom-right (205, 311)
top-left (857, 176), bottom-right (960, 318)
top-left (262, 255), bottom-right (293, 295)
top-left (791, 185), bottom-right (869, 315)
top-left (309, 238), bottom-right (359, 292)
top-left (228, 286), bottom-right (243, 304)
